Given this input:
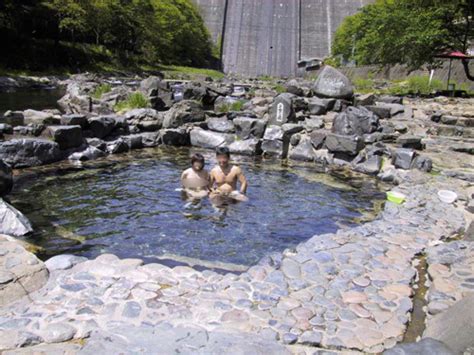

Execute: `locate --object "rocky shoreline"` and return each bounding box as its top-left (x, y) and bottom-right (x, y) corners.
top-left (0, 68), bottom-right (473, 353)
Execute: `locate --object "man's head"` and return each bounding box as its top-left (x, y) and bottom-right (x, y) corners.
top-left (216, 147), bottom-right (230, 168)
top-left (191, 153), bottom-right (205, 171)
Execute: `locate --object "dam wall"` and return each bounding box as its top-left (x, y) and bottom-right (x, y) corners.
top-left (193, 0), bottom-right (373, 77)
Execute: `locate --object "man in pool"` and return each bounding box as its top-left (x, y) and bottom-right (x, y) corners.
top-left (181, 153), bottom-right (210, 200)
top-left (209, 147), bottom-right (248, 203)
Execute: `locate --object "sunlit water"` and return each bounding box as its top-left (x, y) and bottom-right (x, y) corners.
top-left (11, 148), bottom-right (383, 268)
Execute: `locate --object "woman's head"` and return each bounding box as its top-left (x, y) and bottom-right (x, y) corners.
top-left (191, 153), bottom-right (205, 171)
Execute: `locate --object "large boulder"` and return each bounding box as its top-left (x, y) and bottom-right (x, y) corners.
top-left (44, 125), bottom-right (84, 150)
top-left (0, 199), bottom-right (33, 236)
top-left (228, 138), bottom-right (262, 156)
top-left (3, 111), bottom-right (24, 126)
top-left (207, 117), bottom-right (235, 133)
top-left (289, 135), bottom-right (317, 162)
top-left (233, 117), bottom-right (266, 139)
top-left (325, 134), bottom-right (364, 155)
top-left (60, 114), bottom-right (88, 128)
top-left (190, 128), bottom-right (235, 149)
top-left (0, 160), bottom-right (13, 197)
top-left (125, 108), bottom-right (164, 131)
top-left (384, 338), bottom-right (455, 355)
top-left (160, 129), bottom-right (189, 146)
top-left (23, 109), bottom-right (59, 125)
top-left (269, 93), bottom-right (296, 125)
top-left (0, 139), bottom-right (63, 168)
top-left (88, 116), bottom-right (117, 139)
top-left (332, 106), bottom-right (379, 136)
top-left (162, 100), bottom-right (205, 129)
top-left (57, 81), bottom-right (93, 114)
top-left (261, 125), bottom-right (285, 158)
top-left (424, 293), bottom-right (474, 354)
top-left (307, 97), bottom-right (335, 115)
top-left (312, 65), bottom-right (354, 99)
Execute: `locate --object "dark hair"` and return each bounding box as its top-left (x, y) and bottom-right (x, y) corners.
top-left (216, 146), bottom-right (230, 157)
top-left (191, 153), bottom-right (205, 165)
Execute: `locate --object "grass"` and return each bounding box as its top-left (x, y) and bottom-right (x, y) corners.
top-left (91, 83), bottom-right (112, 99)
top-left (153, 65), bottom-right (225, 80)
top-left (353, 77), bottom-right (375, 94)
top-left (114, 92), bottom-right (149, 112)
top-left (216, 100), bottom-right (245, 113)
top-left (273, 84), bottom-right (287, 94)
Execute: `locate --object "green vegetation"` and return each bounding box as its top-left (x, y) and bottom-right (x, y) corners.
top-left (217, 100), bottom-right (245, 113)
top-left (273, 84), bottom-right (287, 94)
top-left (157, 65), bottom-right (225, 80)
top-left (352, 75), bottom-right (460, 95)
top-left (91, 84), bottom-right (112, 99)
top-left (333, 0), bottom-right (473, 69)
top-left (0, 0), bottom-right (217, 73)
top-left (114, 92), bottom-right (149, 112)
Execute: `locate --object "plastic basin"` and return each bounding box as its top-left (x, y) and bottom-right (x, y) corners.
top-left (438, 190), bottom-right (457, 204)
top-left (386, 191), bottom-right (406, 204)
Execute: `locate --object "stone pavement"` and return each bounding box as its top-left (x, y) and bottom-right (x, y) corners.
top-left (0, 171), bottom-right (471, 354)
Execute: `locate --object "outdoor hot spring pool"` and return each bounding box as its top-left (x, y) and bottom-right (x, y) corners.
top-left (11, 148), bottom-right (384, 270)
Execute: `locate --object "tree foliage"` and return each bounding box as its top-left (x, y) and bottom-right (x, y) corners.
top-left (0, 0), bottom-right (215, 70)
top-left (333, 0), bottom-right (473, 69)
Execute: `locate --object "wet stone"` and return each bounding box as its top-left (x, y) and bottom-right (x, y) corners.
top-left (60, 283), bottom-right (86, 292)
top-left (282, 332), bottom-right (298, 344)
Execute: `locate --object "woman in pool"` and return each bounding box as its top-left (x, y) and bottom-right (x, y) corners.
top-left (180, 153), bottom-right (210, 200)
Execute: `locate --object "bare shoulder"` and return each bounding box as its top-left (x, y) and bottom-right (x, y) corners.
top-left (181, 168), bottom-right (191, 178)
top-left (232, 165), bottom-right (243, 174)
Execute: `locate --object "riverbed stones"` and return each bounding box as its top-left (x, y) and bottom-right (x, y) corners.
top-left (23, 109), bottom-right (58, 125)
top-left (44, 125), bottom-right (84, 150)
top-left (207, 116), bottom-right (235, 133)
top-left (233, 117), bottom-right (266, 139)
top-left (228, 138), bottom-right (261, 156)
top-left (68, 146), bottom-right (106, 161)
top-left (160, 129), bottom-right (189, 146)
top-left (313, 65), bottom-right (354, 99)
top-left (3, 111), bottom-right (24, 126)
top-left (0, 199), bottom-right (33, 236)
top-left (325, 134), bottom-right (365, 155)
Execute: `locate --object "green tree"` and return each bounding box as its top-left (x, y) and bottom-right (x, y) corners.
top-left (333, 0), bottom-right (473, 69)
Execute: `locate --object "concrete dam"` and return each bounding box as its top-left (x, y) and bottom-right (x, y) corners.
top-left (193, 0), bottom-right (372, 77)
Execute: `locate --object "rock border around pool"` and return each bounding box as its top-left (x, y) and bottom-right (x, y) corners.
top-left (0, 170), bottom-right (470, 354)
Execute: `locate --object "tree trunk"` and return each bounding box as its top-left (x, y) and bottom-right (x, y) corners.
top-left (461, 59), bottom-right (474, 81)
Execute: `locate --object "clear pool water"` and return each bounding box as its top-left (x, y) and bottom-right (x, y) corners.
top-left (11, 148), bottom-right (383, 269)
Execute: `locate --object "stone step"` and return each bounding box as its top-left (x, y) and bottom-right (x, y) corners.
top-left (429, 124), bottom-right (474, 138)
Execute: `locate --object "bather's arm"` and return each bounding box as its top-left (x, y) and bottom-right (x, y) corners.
top-left (237, 167), bottom-right (248, 194)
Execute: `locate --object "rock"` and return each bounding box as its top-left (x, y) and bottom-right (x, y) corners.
top-left (162, 100), bottom-right (205, 128)
top-left (3, 111), bottom-right (24, 126)
top-left (393, 148), bottom-right (417, 170)
top-left (233, 117), bottom-right (266, 139)
top-left (190, 128), bottom-right (234, 149)
top-left (365, 105), bottom-right (392, 119)
top-left (397, 135), bottom-right (424, 150)
top-left (332, 106), bottom-right (379, 136)
top-left (312, 65), bottom-right (354, 99)
top-left (384, 338), bottom-right (455, 355)
top-left (412, 156), bottom-right (432, 172)
top-left (207, 117), bottom-right (235, 133)
top-left (355, 93), bottom-right (376, 106)
top-left (121, 134), bottom-right (143, 150)
top-left (42, 323), bottom-right (76, 343)
top-left (228, 138), bottom-right (262, 156)
top-left (0, 160), bottom-right (13, 197)
top-left (60, 114), bottom-right (88, 128)
top-left (262, 125), bottom-right (286, 158)
top-left (269, 93), bottom-right (296, 125)
top-left (88, 116), bottom-right (116, 139)
top-left (125, 108), bottom-right (164, 131)
top-left (106, 138), bottom-right (129, 154)
top-left (0, 199), bottom-right (33, 236)
top-left (160, 129), bottom-right (189, 146)
top-left (303, 117), bottom-right (325, 130)
top-left (57, 83), bottom-right (92, 114)
top-left (307, 98), bottom-right (334, 115)
top-left (377, 95), bottom-right (403, 104)
top-left (140, 132), bottom-right (161, 147)
top-left (375, 102), bottom-right (405, 117)
top-left (353, 154), bottom-right (382, 175)
top-left (0, 123), bottom-right (13, 134)
top-left (0, 138), bottom-right (63, 168)
top-left (44, 125), bottom-right (84, 150)
top-left (309, 130), bottom-right (328, 149)
top-left (139, 76), bottom-right (164, 97)
top-left (45, 254), bottom-right (87, 271)
top-left (289, 135), bottom-right (316, 162)
top-left (23, 109), bottom-right (59, 125)
top-left (13, 124), bottom-right (45, 137)
top-left (325, 134), bottom-right (364, 155)
top-left (69, 146), bottom-right (106, 161)
top-left (286, 79), bottom-right (303, 96)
